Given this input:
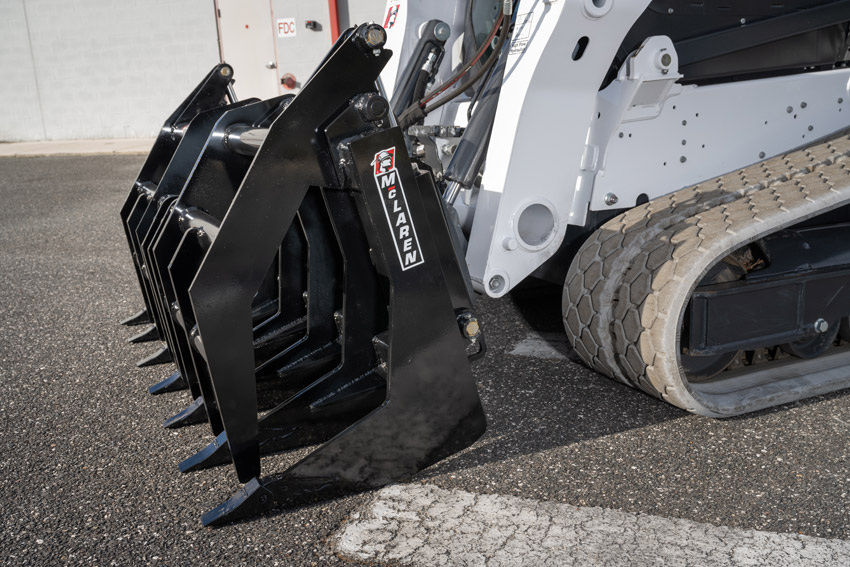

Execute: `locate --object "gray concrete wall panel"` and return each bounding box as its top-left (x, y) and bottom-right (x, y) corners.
top-left (1, 0), bottom-right (47, 141)
top-left (0, 0), bottom-right (219, 141)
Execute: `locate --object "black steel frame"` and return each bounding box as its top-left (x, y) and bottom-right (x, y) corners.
top-left (119, 25), bottom-right (487, 526)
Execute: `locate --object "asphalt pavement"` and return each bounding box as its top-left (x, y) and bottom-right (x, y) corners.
top-left (1, 154), bottom-right (848, 566)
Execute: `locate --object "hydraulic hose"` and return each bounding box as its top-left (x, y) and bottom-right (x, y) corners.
top-left (397, 2), bottom-right (513, 128)
top-left (443, 25), bottom-right (510, 204)
top-left (424, 14), bottom-right (509, 114)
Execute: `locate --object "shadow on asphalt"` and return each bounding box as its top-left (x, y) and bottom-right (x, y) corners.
top-left (418, 281), bottom-right (687, 477)
top-left (422, 281), bottom-right (850, 479)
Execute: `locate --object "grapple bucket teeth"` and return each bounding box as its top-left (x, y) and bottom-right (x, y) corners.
top-left (119, 24), bottom-right (487, 526)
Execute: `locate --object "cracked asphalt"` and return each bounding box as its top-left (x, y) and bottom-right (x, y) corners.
top-left (334, 484), bottom-right (850, 566)
top-left (1, 155), bottom-right (849, 566)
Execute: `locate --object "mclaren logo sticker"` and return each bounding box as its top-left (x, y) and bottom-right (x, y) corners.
top-left (384, 1), bottom-right (400, 30)
top-left (372, 147), bottom-right (425, 271)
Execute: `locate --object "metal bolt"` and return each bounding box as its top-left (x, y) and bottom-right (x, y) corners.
top-left (441, 143), bottom-right (457, 156)
top-left (502, 237), bottom-right (518, 251)
top-left (412, 143), bottom-right (426, 157)
top-left (815, 318), bottom-right (829, 333)
top-left (604, 193), bottom-right (619, 206)
top-left (660, 53), bottom-right (672, 67)
top-left (488, 275), bottom-right (505, 293)
top-left (220, 66), bottom-right (233, 77)
top-left (457, 311), bottom-right (482, 340)
top-left (434, 22), bottom-right (451, 41)
top-left (354, 93), bottom-right (389, 123)
top-left (363, 25), bottom-right (387, 48)
top-left (740, 18), bottom-right (746, 24)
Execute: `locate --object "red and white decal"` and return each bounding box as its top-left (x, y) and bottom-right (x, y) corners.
top-left (383, 2), bottom-right (401, 30)
top-left (372, 147), bottom-right (425, 271)
top-left (277, 18), bottom-right (297, 38)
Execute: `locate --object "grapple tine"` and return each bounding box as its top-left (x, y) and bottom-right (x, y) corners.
top-left (178, 187), bottom-right (381, 474)
top-left (120, 308), bottom-right (151, 327)
top-left (253, 191), bottom-right (343, 381)
top-left (128, 324), bottom-right (160, 344)
top-left (135, 346), bottom-right (173, 368)
top-left (163, 397), bottom-right (208, 429)
top-left (168, 232), bottom-right (225, 434)
top-left (120, 63), bottom-right (234, 326)
top-left (147, 371), bottom-right (187, 395)
top-left (130, 103), bottom-right (249, 380)
top-left (146, 96), bottom-right (300, 439)
top-left (187, 32), bottom-right (393, 484)
top-left (178, 431), bottom-right (229, 473)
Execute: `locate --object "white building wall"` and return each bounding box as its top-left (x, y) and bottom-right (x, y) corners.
top-left (0, 0), bottom-right (220, 141)
top-left (2, 0), bottom-right (47, 141)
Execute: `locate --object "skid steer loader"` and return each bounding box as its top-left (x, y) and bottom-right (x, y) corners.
top-left (120, 0), bottom-right (850, 524)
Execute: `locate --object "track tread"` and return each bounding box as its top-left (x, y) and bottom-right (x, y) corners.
top-left (563, 132), bottom-right (850, 416)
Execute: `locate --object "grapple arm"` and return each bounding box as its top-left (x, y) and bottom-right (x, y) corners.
top-left (119, 24), bottom-right (486, 525)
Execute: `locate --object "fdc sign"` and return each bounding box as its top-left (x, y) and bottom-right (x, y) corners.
top-left (277, 18), bottom-right (297, 38)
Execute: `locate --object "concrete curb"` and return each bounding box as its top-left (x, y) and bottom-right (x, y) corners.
top-left (0, 138), bottom-right (156, 158)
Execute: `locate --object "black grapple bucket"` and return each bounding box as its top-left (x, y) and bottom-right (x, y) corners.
top-left (119, 24), bottom-right (486, 526)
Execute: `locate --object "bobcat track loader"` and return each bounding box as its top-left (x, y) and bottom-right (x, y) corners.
top-left (119, 0), bottom-right (850, 524)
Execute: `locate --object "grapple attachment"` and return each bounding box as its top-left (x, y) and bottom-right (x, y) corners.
top-left (119, 24), bottom-right (486, 525)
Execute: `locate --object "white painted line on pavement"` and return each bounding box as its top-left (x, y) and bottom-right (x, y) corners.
top-left (507, 332), bottom-right (569, 360)
top-left (333, 484), bottom-right (850, 567)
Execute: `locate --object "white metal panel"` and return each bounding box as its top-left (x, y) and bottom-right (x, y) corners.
top-left (271, 0), bottom-right (334, 91)
top-left (589, 68), bottom-right (850, 211)
top-left (216, 0), bottom-right (281, 100)
top-left (466, 0), bottom-right (652, 297)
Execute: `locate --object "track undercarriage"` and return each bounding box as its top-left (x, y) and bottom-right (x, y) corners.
top-left (565, 132), bottom-right (850, 416)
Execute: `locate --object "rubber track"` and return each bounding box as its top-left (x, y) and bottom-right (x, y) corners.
top-left (564, 132), bottom-right (850, 416)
